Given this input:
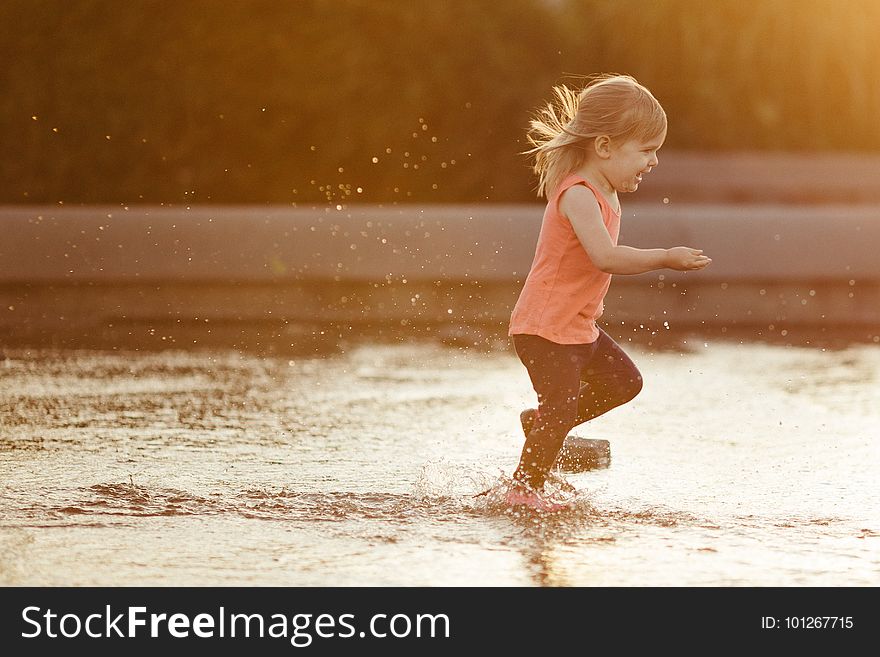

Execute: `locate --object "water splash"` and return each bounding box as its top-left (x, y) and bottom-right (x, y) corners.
top-left (412, 458), bottom-right (499, 499)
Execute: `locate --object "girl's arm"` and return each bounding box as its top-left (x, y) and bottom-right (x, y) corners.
top-left (560, 185), bottom-right (711, 274)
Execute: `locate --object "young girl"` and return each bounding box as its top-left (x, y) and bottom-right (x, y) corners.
top-left (507, 74), bottom-right (711, 511)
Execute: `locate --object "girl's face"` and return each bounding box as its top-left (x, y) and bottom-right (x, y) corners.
top-left (604, 129), bottom-right (666, 193)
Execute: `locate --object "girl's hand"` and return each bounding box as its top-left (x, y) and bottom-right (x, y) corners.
top-left (665, 247), bottom-right (712, 271)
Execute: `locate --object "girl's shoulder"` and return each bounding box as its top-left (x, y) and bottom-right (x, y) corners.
top-left (555, 176), bottom-right (620, 222)
top-left (558, 181), bottom-right (604, 223)
top-left (557, 175), bottom-right (620, 217)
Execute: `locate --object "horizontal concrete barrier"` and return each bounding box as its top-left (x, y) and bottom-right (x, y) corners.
top-left (1, 203), bottom-right (879, 350)
top-left (2, 203), bottom-right (879, 283)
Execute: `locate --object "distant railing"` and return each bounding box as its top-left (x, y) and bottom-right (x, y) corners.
top-left (2, 201), bottom-right (878, 283)
top-left (1, 199), bottom-right (879, 349)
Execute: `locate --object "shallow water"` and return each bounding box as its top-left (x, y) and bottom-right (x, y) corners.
top-left (1, 338), bottom-right (878, 586)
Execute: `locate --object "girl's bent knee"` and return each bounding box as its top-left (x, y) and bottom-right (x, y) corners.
top-left (626, 374), bottom-right (643, 402)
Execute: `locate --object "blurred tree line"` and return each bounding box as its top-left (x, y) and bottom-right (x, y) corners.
top-left (2, 0), bottom-right (878, 205)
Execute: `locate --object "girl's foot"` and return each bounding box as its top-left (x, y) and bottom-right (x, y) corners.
top-left (505, 483), bottom-right (569, 512)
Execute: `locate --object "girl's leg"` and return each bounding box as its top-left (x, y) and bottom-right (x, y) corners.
top-left (511, 334), bottom-right (595, 490)
top-left (574, 328), bottom-right (643, 425)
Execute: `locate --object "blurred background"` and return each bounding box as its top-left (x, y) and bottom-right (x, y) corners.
top-left (2, 0), bottom-right (880, 349)
top-left (3, 0), bottom-right (880, 205)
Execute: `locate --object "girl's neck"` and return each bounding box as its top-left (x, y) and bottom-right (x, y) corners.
top-left (572, 163), bottom-right (620, 212)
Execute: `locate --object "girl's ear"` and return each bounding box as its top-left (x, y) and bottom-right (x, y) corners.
top-left (593, 135), bottom-right (612, 159)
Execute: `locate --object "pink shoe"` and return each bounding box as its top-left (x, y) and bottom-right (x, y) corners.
top-left (505, 485), bottom-right (569, 512)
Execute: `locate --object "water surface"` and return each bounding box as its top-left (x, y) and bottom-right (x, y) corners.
top-left (1, 338), bottom-right (878, 586)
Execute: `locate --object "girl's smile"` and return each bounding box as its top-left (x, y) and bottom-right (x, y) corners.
top-left (607, 130), bottom-right (665, 193)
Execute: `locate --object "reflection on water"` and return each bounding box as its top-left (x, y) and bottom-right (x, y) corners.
top-left (1, 338), bottom-right (878, 586)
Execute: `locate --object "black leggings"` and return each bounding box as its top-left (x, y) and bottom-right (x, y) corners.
top-left (512, 330), bottom-right (643, 489)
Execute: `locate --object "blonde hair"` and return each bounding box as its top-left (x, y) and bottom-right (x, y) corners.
top-left (526, 74), bottom-right (667, 198)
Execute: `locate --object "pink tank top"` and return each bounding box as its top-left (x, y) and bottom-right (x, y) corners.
top-left (508, 173), bottom-right (621, 344)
